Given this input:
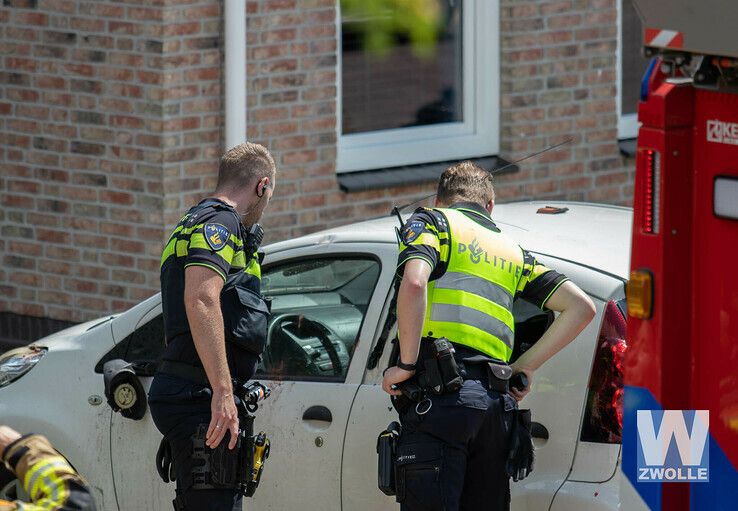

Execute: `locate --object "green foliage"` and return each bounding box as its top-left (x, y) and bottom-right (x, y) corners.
top-left (341, 0), bottom-right (444, 58)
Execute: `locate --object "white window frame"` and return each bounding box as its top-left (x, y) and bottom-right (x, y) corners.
top-left (336, 0), bottom-right (500, 173)
top-left (617, 0), bottom-right (641, 139)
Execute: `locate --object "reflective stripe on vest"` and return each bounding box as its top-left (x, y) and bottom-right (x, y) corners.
top-left (424, 208), bottom-right (525, 362)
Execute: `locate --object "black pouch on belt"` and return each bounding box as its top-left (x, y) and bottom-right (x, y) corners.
top-left (376, 421), bottom-right (401, 496)
top-left (460, 355), bottom-right (512, 393)
top-left (486, 360), bottom-right (512, 393)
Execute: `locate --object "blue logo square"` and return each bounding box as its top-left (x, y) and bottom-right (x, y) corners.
top-left (636, 409), bottom-right (709, 483)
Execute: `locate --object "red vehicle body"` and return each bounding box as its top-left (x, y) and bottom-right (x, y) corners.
top-left (623, 5), bottom-right (738, 508)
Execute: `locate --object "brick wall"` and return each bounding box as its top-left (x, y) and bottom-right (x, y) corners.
top-left (0, 0), bottom-right (225, 322)
top-left (496, 0), bottom-right (635, 203)
top-left (1, 0), bottom-right (635, 326)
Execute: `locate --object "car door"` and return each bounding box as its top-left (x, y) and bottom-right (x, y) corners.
top-left (249, 243), bottom-right (396, 511)
top-left (105, 301), bottom-right (172, 511)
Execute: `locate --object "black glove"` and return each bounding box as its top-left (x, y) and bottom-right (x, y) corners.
top-left (506, 408), bottom-right (534, 482)
top-left (155, 437), bottom-right (175, 484)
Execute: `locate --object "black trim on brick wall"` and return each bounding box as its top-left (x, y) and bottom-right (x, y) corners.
top-left (337, 155), bottom-right (518, 193)
top-left (0, 312), bottom-right (76, 353)
top-left (618, 138), bottom-right (637, 158)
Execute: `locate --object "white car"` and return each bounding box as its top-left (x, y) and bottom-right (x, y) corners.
top-left (0, 201), bottom-right (630, 511)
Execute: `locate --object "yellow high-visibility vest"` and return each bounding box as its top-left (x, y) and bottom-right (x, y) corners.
top-left (423, 208), bottom-right (526, 362)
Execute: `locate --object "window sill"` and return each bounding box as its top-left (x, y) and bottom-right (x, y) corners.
top-left (337, 155), bottom-right (517, 193)
top-left (618, 138), bottom-right (637, 158)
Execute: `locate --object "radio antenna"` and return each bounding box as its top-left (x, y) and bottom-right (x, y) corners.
top-left (392, 137), bottom-right (574, 215)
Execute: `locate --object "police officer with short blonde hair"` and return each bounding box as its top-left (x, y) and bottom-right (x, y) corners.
top-left (149, 142), bottom-right (275, 511)
top-left (382, 161), bottom-right (596, 510)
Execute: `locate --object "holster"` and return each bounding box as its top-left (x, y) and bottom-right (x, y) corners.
top-left (183, 412), bottom-right (267, 497)
top-left (376, 421), bottom-right (401, 496)
top-left (415, 338), bottom-right (463, 395)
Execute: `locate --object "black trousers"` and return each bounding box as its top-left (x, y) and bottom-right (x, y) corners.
top-left (148, 373), bottom-right (242, 511)
top-left (396, 379), bottom-right (516, 511)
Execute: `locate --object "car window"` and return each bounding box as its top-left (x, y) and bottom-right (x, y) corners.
top-left (257, 257), bottom-right (381, 382)
top-left (95, 314), bottom-right (165, 374)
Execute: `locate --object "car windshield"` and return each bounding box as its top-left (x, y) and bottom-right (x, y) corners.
top-left (262, 259), bottom-right (376, 295)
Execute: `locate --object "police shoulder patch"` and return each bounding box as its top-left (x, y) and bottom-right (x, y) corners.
top-left (402, 220), bottom-right (425, 244)
top-left (204, 223), bottom-right (230, 251)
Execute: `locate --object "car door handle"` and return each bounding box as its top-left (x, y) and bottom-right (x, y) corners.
top-left (531, 422), bottom-right (549, 440)
top-left (302, 405), bottom-right (332, 423)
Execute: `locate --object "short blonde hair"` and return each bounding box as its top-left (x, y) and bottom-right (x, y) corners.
top-left (437, 161), bottom-right (495, 206)
top-left (216, 142), bottom-right (276, 191)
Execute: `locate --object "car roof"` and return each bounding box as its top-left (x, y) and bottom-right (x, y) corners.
top-left (265, 201), bottom-right (632, 280)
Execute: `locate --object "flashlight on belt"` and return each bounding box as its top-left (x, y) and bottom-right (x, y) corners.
top-left (236, 381), bottom-right (271, 413)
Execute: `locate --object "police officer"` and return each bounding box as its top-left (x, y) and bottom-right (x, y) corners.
top-left (0, 425), bottom-right (95, 510)
top-left (148, 142), bottom-right (276, 511)
top-left (382, 161), bottom-right (596, 510)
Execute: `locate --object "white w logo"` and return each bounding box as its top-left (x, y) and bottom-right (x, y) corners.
top-left (637, 410), bottom-right (709, 466)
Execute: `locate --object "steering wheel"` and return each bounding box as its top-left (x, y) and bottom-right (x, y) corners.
top-left (266, 313), bottom-right (344, 377)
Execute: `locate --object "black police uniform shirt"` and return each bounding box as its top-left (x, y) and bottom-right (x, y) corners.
top-left (397, 202), bottom-right (568, 310)
top-left (159, 198), bottom-right (254, 372)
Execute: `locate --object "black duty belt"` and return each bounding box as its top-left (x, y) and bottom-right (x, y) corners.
top-left (158, 360), bottom-right (210, 386)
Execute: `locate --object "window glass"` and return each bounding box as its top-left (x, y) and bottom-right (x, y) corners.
top-left (258, 257), bottom-right (381, 382)
top-left (341, 0), bottom-right (463, 134)
top-left (95, 314), bottom-right (165, 374)
top-left (621, 0), bottom-right (649, 117)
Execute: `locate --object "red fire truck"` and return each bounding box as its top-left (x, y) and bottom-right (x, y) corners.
top-left (622, 1), bottom-right (738, 509)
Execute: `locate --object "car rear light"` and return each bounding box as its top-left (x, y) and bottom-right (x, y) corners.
top-left (580, 300), bottom-right (627, 443)
top-left (642, 149), bottom-right (660, 234)
top-left (627, 269), bottom-right (653, 319)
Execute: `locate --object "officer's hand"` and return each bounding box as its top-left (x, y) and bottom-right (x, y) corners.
top-left (207, 390), bottom-right (239, 450)
top-left (509, 366), bottom-right (534, 402)
top-left (0, 425), bottom-right (22, 453)
top-left (382, 366), bottom-right (415, 396)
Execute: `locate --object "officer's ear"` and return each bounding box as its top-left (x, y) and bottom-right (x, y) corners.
top-left (256, 177), bottom-right (270, 198)
top-left (486, 200), bottom-right (494, 214)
